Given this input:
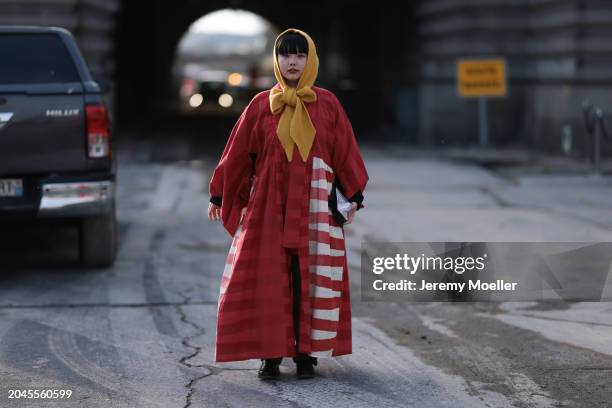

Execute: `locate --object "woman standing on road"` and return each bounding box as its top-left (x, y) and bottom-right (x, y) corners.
top-left (207, 28), bottom-right (369, 380)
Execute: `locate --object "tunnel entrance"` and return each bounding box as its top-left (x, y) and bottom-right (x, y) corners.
top-left (172, 9), bottom-right (278, 117)
top-left (115, 1), bottom-right (420, 141)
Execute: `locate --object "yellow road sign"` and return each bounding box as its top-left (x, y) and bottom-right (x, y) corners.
top-left (457, 59), bottom-right (507, 98)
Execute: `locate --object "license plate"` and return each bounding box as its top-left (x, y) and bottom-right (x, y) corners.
top-left (0, 179), bottom-right (23, 197)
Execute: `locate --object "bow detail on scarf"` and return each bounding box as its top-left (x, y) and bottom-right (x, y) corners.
top-left (269, 28), bottom-right (319, 162)
top-left (270, 85), bottom-right (317, 162)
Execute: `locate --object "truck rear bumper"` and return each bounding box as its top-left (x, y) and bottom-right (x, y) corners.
top-left (38, 180), bottom-right (114, 217)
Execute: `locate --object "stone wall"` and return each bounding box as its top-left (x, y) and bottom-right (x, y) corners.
top-left (417, 0), bottom-right (612, 155)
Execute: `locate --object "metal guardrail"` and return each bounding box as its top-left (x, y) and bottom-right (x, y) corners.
top-left (582, 99), bottom-right (612, 174)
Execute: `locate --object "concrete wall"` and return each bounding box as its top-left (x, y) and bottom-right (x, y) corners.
top-left (417, 0), bottom-right (612, 155)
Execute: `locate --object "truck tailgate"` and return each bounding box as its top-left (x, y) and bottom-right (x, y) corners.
top-left (0, 32), bottom-right (89, 175)
top-left (0, 88), bottom-right (87, 174)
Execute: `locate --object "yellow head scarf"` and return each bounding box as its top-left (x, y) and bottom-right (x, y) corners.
top-left (269, 28), bottom-right (319, 162)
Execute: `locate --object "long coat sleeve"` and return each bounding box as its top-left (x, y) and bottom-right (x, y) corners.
top-left (331, 96), bottom-right (369, 210)
top-left (209, 98), bottom-right (260, 237)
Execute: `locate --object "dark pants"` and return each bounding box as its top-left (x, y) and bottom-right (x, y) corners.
top-left (290, 253), bottom-right (317, 365)
top-left (290, 254), bottom-right (301, 349)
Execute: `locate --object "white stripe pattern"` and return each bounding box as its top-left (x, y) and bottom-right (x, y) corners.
top-left (309, 241), bottom-right (346, 256)
top-left (309, 223), bottom-right (344, 239)
top-left (219, 225), bottom-right (242, 298)
top-left (310, 349), bottom-right (333, 358)
top-left (312, 308), bottom-right (340, 321)
top-left (310, 284), bottom-right (341, 298)
top-left (307, 157), bottom-right (346, 358)
top-left (312, 157), bottom-right (333, 172)
top-left (309, 265), bottom-right (344, 281)
top-left (311, 179), bottom-right (332, 191)
top-left (309, 199), bottom-right (329, 209)
top-left (312, 329), bottom-right (337, 340)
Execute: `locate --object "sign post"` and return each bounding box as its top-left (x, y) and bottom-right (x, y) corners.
top-left (478, 97), bottom-right (488, 147)
top-left (457, 58), bottom-right (507, 147)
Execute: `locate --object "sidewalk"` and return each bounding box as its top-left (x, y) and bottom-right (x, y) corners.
top-left (374, 143), bottom-right (612, 176)
top-left (349, 144), bottom-right (612, 246)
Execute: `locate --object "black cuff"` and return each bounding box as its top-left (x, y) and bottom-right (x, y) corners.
top-left (210, 196), bottom-right (222, 206)
top-left (349, 191), bottom-right (364, 210)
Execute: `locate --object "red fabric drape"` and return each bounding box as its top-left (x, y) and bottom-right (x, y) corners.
top-left (209, 87), bottom-right (369, 362)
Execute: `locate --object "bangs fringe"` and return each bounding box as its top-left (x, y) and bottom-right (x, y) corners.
top-left (275, 32), bottom-right (308, 56)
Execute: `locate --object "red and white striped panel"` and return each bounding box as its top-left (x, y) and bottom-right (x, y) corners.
top-left (308, 156), bottom-right (345, 358)
top-left (218, 224), bottom-right (242, 308)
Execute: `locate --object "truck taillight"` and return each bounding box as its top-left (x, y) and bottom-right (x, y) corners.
top-left (86, 104), bottom-right (111, 158)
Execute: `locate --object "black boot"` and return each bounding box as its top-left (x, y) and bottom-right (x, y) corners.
top-left (293, 354), bottom-right (317, 379)
top-left (257, 357), bottom-right (282, 380)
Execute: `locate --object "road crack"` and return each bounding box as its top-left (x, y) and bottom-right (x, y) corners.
top-left (175, 291), bottom-right (215, 408)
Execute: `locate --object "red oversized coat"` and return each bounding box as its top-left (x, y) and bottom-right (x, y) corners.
top-left (209, 85), bottom-right (369, 362)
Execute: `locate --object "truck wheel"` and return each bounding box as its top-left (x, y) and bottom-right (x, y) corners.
top-left (79, 208), bottom-right (117, 268)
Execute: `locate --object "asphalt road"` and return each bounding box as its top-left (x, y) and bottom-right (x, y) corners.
top-left (0, 132), bottom-right (611, 407)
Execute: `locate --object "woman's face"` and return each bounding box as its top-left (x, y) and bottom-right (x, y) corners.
top-left (278, 52), bottom-right (308, 87)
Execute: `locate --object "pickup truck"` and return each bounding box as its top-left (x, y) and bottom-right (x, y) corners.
top-left (0, 26), bottom-right (116, 267)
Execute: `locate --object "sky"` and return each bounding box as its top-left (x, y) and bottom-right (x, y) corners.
top-left (189, 9), bottom-right (269, 35)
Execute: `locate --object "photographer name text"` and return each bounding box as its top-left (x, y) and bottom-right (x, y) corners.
top-left (372, 279), bottom-right (518, 292)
